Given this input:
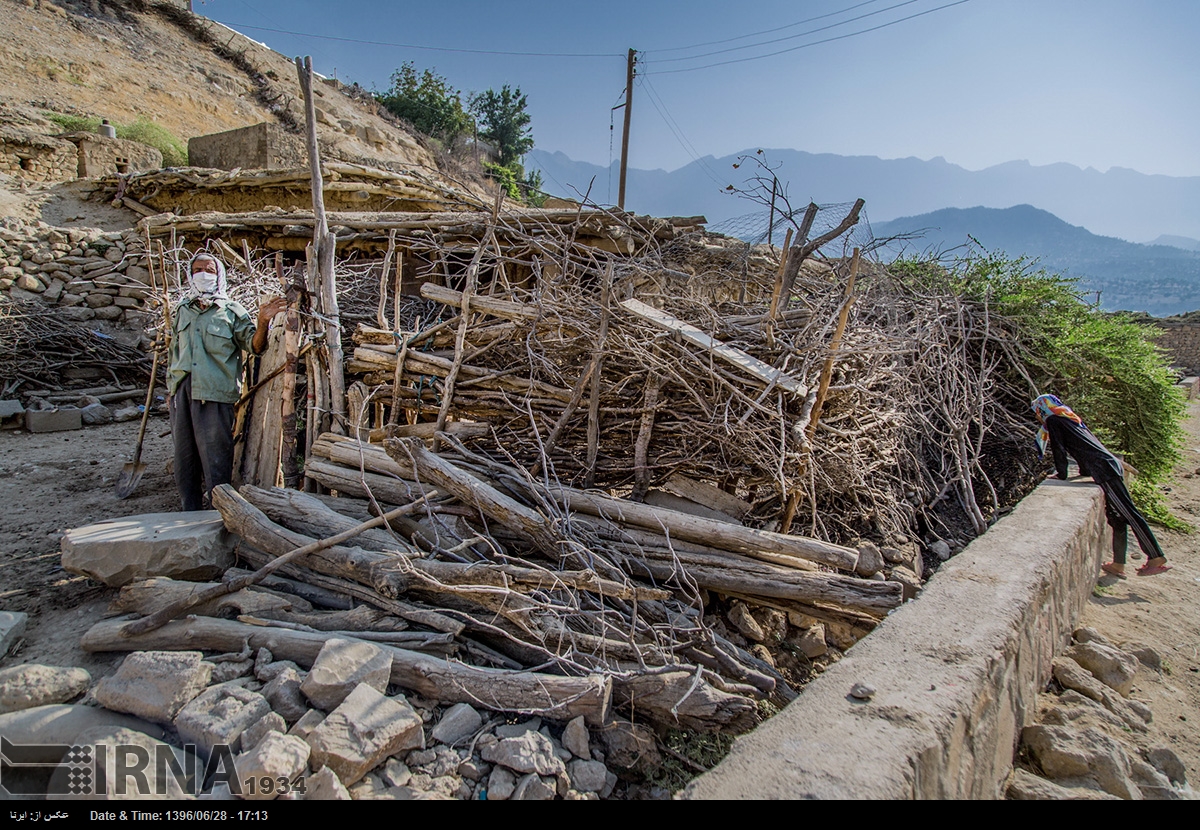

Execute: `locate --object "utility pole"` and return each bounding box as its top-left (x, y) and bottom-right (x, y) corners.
top-left (618, 48), bottom-right (636, 211)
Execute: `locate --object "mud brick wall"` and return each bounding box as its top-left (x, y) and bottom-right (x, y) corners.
top-left (0, 131), bottom-right (77, 183)
top-left (1148, 319), bottom-right (1200, 373)
top-left (0, 220), bottom-right (155, 330)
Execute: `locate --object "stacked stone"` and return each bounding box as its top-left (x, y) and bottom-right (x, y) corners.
top-left (0, 218), bottom-right (156, 330)
top-left (0, 130), bottom-right (77, 183)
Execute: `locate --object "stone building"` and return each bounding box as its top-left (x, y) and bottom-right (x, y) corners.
top-left (188, 122), bottom-right (306, 171)
top-left (0, 126), bottom-right (76, 182)
top-left (60, 132), bottom-right (163, 177)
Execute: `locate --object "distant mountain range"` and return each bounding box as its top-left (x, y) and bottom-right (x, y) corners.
top-left (870, 205), bottom-right (1200, 316)
top-left (527, 148), bottom-right (1200, 245)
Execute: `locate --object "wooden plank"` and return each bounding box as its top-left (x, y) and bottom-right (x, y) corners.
top-left (420, 283), bottom-right (539, 323)
top-left (619, 298), bottom-right (807, 396)
top-left (663, 473), bottom-right (753, 520)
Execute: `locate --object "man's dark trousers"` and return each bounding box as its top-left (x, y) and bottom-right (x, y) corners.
top-left (170, 374), bottom-right (235, 511)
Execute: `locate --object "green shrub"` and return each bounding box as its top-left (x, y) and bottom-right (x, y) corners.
top-left (43, 113), bottom-right (188, 166)
top-left (892, 251), bottom-right (1188, 528)
top-left (483, 161), bottom-right (521, 201)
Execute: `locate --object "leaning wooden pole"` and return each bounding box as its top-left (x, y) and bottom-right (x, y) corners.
top-left (296, 55), bottom-right (346, 437)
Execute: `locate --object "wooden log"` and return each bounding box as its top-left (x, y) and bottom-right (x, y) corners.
top-left (82, 616), bottom-right (612, 725)
top-left (223, 567), bottom-right (352, 610)
top-left (546, 485), bottom-right (860, 572)
top-left (662, 473), bottom-right (753, 521)
top-left (239, 484), bottom-right (418, 555)
top-left (586, 263), bottom-right (613, 487)
top-left (612, 671), bottom-right (757, 733)
top-left (303, 458), bottom-right (430, 506)
top-left (619, 298), bottom-right (806, 397)
top-left (419, 283), bottom-right (540, 323)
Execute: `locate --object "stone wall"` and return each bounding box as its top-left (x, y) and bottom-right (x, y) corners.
top-left (0, 219), bottom-right (156, 331)
top-left (682, 478), bottom-right (1108, 800)
top-left (63, 132), bottom-right (163, 178)
top-left (188, 122), bottom-right (306, 171)
top-left (1148, 318), bottom-right (1200, 373)
top-left (0, 127), bottom-right (77, 183)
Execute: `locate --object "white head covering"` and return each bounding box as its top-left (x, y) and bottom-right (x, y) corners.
top-left (186, 252), bottom-right (229, 301)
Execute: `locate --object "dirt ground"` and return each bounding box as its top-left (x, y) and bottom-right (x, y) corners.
top-left (0, 391), bottom-right (1197, 797)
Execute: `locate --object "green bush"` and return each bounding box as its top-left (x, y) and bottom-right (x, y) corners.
top-left (43, 112), bottom-right (188, 167)
top-left (375, 63), bottom-right (473, 145)
top-left (483, 161), bottom-right (521, 200)
top-left (892, 251), bottom-right (1188, 527)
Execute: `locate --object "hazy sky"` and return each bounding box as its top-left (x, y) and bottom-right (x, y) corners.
top-left (195, 0), bottom-right (1200, 180)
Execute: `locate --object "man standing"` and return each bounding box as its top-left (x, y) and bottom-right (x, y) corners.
top-left (168, 252), bottom-right (285, 510)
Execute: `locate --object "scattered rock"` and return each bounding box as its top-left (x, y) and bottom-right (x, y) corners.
top-left (1006, 767), bottom-right (1120, 800)
top-left (301, 766), bottom-right (352, 801)
top-left (79, 402), bottom-right (113, 425)
top-left (300, 638), bottom-right (392, 712)
top-left (568, 758), bottom-right (609, 793)
top-left (480, 731), bottom-right (565, 777)
top-left (1051, 658), bottom-right (1148, 733)
top-left (0, 704), bottom-right (164, 747)
top-left (486, 766), bottom-right (517, 800)
top-left (561, 715), bottom-right (590, 760)
top-left (286, 709), bottom-right (324, 740)
top-left (61, 511), bottom-right (235, 587)
top-left (794, 624), bottom-right (828, 659)
top-left (305, 684), bottom-right (424, 787)
top-left (1124, 643), bottom-right (1163, 672)
top-left (929, 539), bottom-right (952, 561)
top-left (380, 758), bottom-right (411, 788)
top-left (855, 541), bottom-right (885, 576)
top-left (1066, 641), bottom-right (1140, 697)
top-left (234, 732), bottom-right (310, 801)
top-left (849, 681), bottom-right (876, 701)
top-left (511, 773), bottom-right (556, 801)
top-left (174, 683), bottom-right (272, 757)
top-left (1022, 724), bottom-right (1142, 800)
top-left (262, 666), bottom-right (308, 723)
top-left (597, 720), bottom-right (661, 772)
top-left (240, 711), bottom-right (287, 752)
top-left (93, 651), bottom-right (211, 724)
top-left (727, 602), bottom-right (766, 642)
top-left (0, 664), bottom-right (90, 714)
top-left (206, 658), bottom-right (254, 685)
top-left (430, 701), bottom-right (482, 746)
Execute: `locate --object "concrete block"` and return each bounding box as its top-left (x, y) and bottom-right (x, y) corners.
top-left (299, 638), bottom-right (391, 712)
top-left (234, 732), bottom-right (310, 801)
top-left (306, 684), bottom-right (424, 786)
top-left (430, 702), bottom-right (482, 746)
top-left (0, 664), bottom-right (91, 714)
top-left (0, 704), bottom-right (164, 746)
top-left (0, 400), bottom-right (24, 419)
top-left (61, 511), bottom-right (235, 587)
top-left (481, 731), bottom-right (565, 777)
top-left (175, 683), bottom-right (272, 758)
top-left (0, 611), bottom-right (27, 655)
top-left (93, 651), bottom-right (212, 724)
top-left (25, 407), bottom-right (81, 433)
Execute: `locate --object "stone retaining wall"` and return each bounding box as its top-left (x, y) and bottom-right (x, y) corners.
top-left (1149, 318), bottom-right (1200, 374)
top-left (681, 478), bottom-right (1107, 800)
top-left (0, 219), bottom-right (155, 330)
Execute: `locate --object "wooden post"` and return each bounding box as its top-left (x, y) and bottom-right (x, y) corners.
top-left (279, 253), bottom-right (302, 489)
top-left (296, 55), bottom-right (346, 437)
top-left (618, 48), bottom-right (635, 211)
top-left (806, 248), bottom-right (861, 441)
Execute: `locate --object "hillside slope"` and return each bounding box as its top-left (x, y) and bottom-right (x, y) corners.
top-left (0, 0), bottom-right (438, 174)
top-left (871, 205), bottom-right (1200, 316)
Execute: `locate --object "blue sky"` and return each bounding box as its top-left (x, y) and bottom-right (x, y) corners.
top-left (195, 0), bottom-right (1200, 179)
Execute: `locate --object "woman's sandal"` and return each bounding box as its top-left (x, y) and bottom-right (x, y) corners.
top-left (1101, 562), bottom-right (1127, 579)
top-left (1136, 562), bottom-right (1172, 576)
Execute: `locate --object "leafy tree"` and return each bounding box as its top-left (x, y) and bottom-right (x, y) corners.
top-left (375, 62), bottom-right (473, 144)
top-left (470, 85), bottom-right (534, 167)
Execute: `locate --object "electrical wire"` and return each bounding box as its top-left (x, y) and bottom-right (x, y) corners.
top-left (646, 0), bottom-right (922, 64)
top-left (216, 22), bottom-right (624, 58)
top-left (638, 76), bottom-right (730, 189)
top-left (649, 0), bottom-right (887, 54)
top-left (643, 0), bottom-right (974, 75)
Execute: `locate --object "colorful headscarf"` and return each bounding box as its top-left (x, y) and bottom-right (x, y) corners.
top-left (185, 252), bottom-right (229, 303)
top-left (1030, 393), bottom-right (1084, 457)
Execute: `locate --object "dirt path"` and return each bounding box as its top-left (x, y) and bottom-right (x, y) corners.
top-left (1074, 397), bottom-right (1200, 786)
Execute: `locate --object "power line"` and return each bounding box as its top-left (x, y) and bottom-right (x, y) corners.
top-left (217, 22), bottom-right (624, 59)
top-left (638, 76), bottom-right (729, 189)
top-left (650, 0), bottom-right (886, 54)
top-left (647, 0), bottom-right (921, 63)
top-left (644, 0), bottom-right (975, 75)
